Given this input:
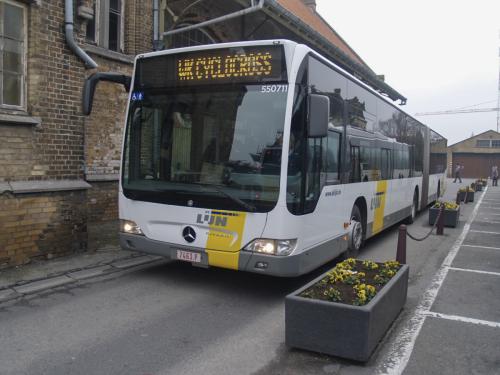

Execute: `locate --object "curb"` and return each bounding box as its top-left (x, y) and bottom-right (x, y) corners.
top-left (0, 254), bottom-right (164, 305)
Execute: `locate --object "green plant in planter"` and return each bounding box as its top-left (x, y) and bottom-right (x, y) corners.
top-left (433, 201), bottom-right (459, 210)
top-left (353, 283), bottom-right (377, 305)
top-left (323, 287), bottom-right (342, 302)
top-left (362, 260), bottom-right (379, 270)
top-left (299, 258), bottom-right (402, 306)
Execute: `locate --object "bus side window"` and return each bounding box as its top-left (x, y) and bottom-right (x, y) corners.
top-left (350, 145), bottom-right (361, 183)
top-left (381, 148), bottom-right (391, 180)
top-left (326, 131), bottom-right (340, 184)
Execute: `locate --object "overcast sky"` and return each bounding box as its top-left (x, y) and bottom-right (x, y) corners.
top-left (316, 0), bottom-right (500, 145)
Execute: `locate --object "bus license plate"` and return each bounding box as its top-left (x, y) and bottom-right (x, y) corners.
top-left (176, 250), bottom-right (201, 263)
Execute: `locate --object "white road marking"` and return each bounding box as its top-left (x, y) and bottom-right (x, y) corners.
top-left (472, 220), bottom-right (500, 224)
top-left (377, 187), bottom-right (487, 375)
top-left (462, 244), bottom-right (500, 251)
top-left (448, 266), bottom-right (500, 277)
top-left (425, 311), bottom-right (500, 329)
top-left (469, 230), bottom-right (500, 235)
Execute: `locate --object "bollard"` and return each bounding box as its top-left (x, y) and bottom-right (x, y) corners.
top-left (396, 224), bottom-right (407, 264)
top-left (455, 192), bottom-right (461, 205)
top-left (464, 190), bottom-right (468, 204)
top-left (437, 205), bottom-right (444, 235)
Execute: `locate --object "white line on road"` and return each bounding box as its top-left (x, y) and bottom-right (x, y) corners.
top-left (448, 266), bottom-right (500, 277)
top-left (376, 187), bottom-right (487, 375)
top-left (472, 220), bottom-right (500, 224)
top-left (469, 230), bottom-right (500, 235)
top-left (462, 244), bottom-right (500, 251)
top-left (425, 311), bottom-right (500, 329)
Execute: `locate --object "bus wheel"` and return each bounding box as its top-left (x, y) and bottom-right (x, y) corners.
top-left (346, 205), bottom-right (363, 258)
top-left (406, 191), bottom-right (418, 224)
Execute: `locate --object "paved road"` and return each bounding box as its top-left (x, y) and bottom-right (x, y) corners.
top-left (0, 179), bottom-right (485, 375)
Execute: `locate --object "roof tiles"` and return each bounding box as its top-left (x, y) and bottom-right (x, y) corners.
top-left (275, 0), bottom-right (367, 67)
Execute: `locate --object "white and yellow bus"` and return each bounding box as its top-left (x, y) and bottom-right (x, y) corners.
top-left (83, 40), bottom-right (447, 276)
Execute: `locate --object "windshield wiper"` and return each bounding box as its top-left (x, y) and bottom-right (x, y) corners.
top-left (192, 183), bottom-right (257, 212)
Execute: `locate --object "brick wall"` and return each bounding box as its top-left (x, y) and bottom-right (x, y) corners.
top-left (0, 0), bottom-right (153, 268)
top-left (0, 191), bottom-right (87, 268)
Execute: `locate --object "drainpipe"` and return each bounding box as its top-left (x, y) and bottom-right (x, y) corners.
top-left (153, 0), bottom-right (160, 50)
top-left (65, 0), bottom-right (98, 69)
top-left (162, 0), bottom-right (265, 38)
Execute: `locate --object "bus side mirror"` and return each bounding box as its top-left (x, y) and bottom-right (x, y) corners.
top-left (307, 94), bottom-right (329, 138)
top-left (82, 72), bottom-right (132, 115)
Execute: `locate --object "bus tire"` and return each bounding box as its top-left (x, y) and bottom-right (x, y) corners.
top-left (406, 191), bottom-right (418, 224)
top-left (345, 205), bottom-right (364, 258)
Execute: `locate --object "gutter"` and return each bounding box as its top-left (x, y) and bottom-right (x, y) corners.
top-left (65, 0), bottom-right (98, 69)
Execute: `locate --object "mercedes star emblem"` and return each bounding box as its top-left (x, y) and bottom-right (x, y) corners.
top-left (182, 226), bottom-right (196, 243)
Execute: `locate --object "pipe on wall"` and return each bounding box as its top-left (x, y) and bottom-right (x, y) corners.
top-left (153, 0), bottom-right (160, 50)
top-left (65, 0), bottom-right (98, 69)
top-left (162, 0), bottom-right (265, 38)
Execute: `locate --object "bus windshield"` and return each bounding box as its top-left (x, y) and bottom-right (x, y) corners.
top-left (122, 84), bottom-right (288, 212)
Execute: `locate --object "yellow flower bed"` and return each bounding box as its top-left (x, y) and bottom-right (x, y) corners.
top-left (300, 259), bottom-right (402, 306)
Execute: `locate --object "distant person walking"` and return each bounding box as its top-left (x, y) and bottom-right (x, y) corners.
top-left (492, 165), bottom-right (498, 186)
top-left (453, 163), bottom-right (463, 183)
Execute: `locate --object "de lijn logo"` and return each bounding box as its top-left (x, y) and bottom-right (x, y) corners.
top-left (182, 226), bottom-right (196, 243)
top-left (196, 211), bottom-right (228, 227)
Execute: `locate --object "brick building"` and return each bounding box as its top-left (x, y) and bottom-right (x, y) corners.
top-left (447, 130), bottom-right (500, 179)
top-left (0, 0), bottom-right (403, 268)
top-left (0, 0), bottom-right (153, 268)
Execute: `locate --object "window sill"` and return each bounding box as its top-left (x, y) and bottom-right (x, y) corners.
top-left (0, 113), bottom-right (42, 127)
top-left (84, 44), bottom-right (134, 65)
top-left (85, 173), bottom-right (120, 182)
top-left (3, 180), bottom-right (92, 194)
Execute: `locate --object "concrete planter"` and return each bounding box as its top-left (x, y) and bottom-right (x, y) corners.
top-left (465, 190), bottom-right (474, 202)
top-left (429, 207), bottom-right (459, 227)
top-left (457, 191), bottom-right (466, 202)
top-left (285, 264), bottom-right (409, 362)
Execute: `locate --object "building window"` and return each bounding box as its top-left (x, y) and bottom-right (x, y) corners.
top-left (0, 1), bottom-right (26, 108)
top-left (170, 27), bottom-right (214, 48)
top-left (85, 3), bottom-right (96, 43)
top-left (87, 0), bottom-right (124, 52)
top-left (476, 140), bottom-right (490, 148)
top-left (492, 140), bottom-right (500, 148)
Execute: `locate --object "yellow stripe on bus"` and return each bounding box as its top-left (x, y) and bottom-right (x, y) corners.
top-left (205, 210), bottom-right (246, 270)
top-left (372, 180), bottom-right (388, 235)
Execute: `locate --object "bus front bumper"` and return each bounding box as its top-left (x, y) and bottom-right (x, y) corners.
top-left (120, 233), bottom-right (346, 277)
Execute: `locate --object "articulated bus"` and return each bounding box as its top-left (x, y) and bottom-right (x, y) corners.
top-left (83, 40), bottom-right (447, 276)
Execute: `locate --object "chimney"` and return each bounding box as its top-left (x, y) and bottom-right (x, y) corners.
top-left (301, 0), bottom-right (316, 11)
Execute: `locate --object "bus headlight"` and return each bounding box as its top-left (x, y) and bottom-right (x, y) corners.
top-left (120, 219), bottom-right (144, 235)
top-left (244, 239), bottom-right (297, 256)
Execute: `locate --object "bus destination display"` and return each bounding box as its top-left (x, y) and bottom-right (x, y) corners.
top-left (136, 45), bottom-right (286, 88)
top-left (177, 51), bottom-right (274, 82)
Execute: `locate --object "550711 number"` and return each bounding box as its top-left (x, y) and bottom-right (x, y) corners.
top-left (261, 85), bottom-right (288, 93)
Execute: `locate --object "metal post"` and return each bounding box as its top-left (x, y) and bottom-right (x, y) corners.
top-left (456, 192), bottom-right (461, 205)
top-left (437, 206), bottom-right (444, 235)
top-left (396, 225), bottom-right (407, 264)
top-left (464, 190), bottom-right (468, 204)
